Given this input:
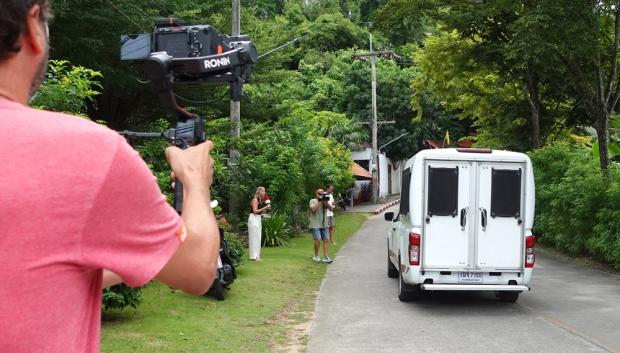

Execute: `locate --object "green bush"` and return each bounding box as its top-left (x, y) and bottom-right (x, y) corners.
top-left (30, 60), bottom-right (102, 115)
top-left (262, 212), bottom-right (292, 247)
top-left (587, 167), bottom-right (620, 266)
top-left (287, 209), bottom-right (310, 234)
top-left (529, 144), bottom-right (620, 268)
top-left (102, 284), bottom-right (143, 311)
top-left (224, 231), bottom-right (245, 267)
top-left (205, 109), bottom-right (356, 224)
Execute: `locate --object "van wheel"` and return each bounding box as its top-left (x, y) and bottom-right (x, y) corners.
top-left (387, 249), bottom-right (398, 278)
top-left (497, 291), bottom-right (520, 303)
top-left (398, 257), bottom-right (422, 302)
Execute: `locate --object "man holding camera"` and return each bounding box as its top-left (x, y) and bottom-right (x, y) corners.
top-left (0, 1), bottom-right (219, 352)
top-left (309, 188), bottom-right (334, 263)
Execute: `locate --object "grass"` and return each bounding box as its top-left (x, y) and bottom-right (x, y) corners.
top-left (101, 212), bottom-right (369, 353)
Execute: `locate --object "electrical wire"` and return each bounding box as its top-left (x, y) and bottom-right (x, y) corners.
top-left (174, 90), bottom-right (230, 105)
top-left (149, 0), bottom-right (170, 15)
top-left (106, 0), bottom-right (149, 32)
top-left (257, 35), bottom-right (306, 60)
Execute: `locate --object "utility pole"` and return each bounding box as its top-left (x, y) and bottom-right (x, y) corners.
top-left (370, 33), bottom-right (378, 204)
top-left (229, 0), bottom-right (241, 223)
top-left (353, 34), bottom-right (393, 203)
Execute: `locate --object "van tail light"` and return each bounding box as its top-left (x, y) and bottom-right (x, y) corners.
top-left (409, 233), bottom-right (421, 266)
top-left (525, 235), bottom-right (536, 268)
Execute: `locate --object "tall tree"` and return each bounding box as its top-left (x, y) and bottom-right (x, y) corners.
top-left (435, 0), bottom-right (620, 172)
top-left (435, 0), bottom-right (577, 149)
top-left (539, 0), bottom-right (620, 175)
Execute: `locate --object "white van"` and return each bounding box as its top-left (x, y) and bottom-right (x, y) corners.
top-left (385, 148), bottom-right (536, 302)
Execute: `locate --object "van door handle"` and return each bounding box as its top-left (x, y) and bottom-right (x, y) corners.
top-left (480, 207), bottom-right (487, 231)
top-left (460, 207), bottom-right (469, 231)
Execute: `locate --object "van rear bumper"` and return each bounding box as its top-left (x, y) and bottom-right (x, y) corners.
top-left (420, 284), bottom-right (529, 292)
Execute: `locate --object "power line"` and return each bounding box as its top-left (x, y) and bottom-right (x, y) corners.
top-left (257, 35), bottom-right (306, 60)
top-left (106, 0), bottom-right (149, 32)
top-left (174, 91), bottom-right (229, 105)
top-left (149, 0), bottom-right (169, 15)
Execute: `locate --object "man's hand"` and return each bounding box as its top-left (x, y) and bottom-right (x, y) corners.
top-left (165, 141), bottom-right (214, 196)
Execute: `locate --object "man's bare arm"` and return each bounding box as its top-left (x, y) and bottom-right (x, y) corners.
top-left (310, 200), bottom-right (321, 213)
top-left (102, 270), bottom-right (123, 288)
top-left (154, 142), bottom-right (220, 295)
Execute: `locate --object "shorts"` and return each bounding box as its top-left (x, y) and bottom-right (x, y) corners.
top-left (326, 216), bottom-right (334, 228)
top-left (310, 228), bottom-right (329, 241)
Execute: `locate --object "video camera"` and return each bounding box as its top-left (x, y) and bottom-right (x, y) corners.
top-left (318, 193), bottom-right (331, 202)
top-left (120, 18), bottom-right (257, 103)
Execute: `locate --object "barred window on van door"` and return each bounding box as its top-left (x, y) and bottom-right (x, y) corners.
top-left (491, 168), bottom-right (521, 218)
top-left (427, 166), bottom-right (459, 217)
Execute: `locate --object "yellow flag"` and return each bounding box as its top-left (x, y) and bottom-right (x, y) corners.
top-left (444, 130), bottom-right (450, 146)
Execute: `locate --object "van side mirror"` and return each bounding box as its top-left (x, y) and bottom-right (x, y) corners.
top-left (384, 212), bottom-right (394, 221)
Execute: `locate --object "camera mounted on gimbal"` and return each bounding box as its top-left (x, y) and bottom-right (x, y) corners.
top-left (119, 18), bottom-right (257, 212)
top-left (121, 17), bottom-right (258, 110)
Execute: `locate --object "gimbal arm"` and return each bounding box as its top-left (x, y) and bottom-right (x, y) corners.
top-left (143, 52), bottom-right (196, 121)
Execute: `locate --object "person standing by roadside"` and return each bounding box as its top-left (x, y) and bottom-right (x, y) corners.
top-left (309, 188), bottom-right (334, 263)
top-left (248, 186), bottom-right (271, 261)
top-left (325, 184), bottom-right (336, 245)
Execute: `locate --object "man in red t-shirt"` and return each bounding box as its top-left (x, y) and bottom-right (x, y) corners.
top-left (0, 1), bottom-right (219, 352)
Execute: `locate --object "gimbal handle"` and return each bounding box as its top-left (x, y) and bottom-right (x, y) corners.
top-left (118, 116), bottom-right (205, 214)
top-left (171, 117), bottom-right (206, 213)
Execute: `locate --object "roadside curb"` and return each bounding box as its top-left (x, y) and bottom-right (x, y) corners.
top-left (373, 199), bottom-right (400, 215)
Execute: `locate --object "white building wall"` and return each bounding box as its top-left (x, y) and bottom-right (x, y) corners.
top-left (378, 153), bottom-right (389, 197)
top-left (351, 149), bottom-right (371, 162)
top-left (391, 160), bottom-right (407, 195)
top-left (351, 147), bottom-right (404, 201)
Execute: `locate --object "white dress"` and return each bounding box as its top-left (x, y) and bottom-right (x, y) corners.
top-left (248, 212), bottom-right (262, 260)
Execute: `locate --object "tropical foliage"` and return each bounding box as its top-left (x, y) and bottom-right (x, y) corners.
top-left (530, 144), bottom-right (620, 268)
top-left (39, 0), bottom-right (620, 293)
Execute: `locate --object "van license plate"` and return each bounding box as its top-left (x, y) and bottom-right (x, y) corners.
top-left (458, 272), bottom-right (483, 283)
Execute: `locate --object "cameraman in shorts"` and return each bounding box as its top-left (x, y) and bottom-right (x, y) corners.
top-left (309, 188), bottom-right (334, 263)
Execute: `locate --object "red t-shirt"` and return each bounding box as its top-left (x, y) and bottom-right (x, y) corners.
top-left (0, 99), bottom-right (182, 352)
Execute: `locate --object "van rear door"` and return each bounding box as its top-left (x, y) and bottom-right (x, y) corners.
top-left (475, 163), bottom-right (525, 270)
top-left (422, 161), bottom-right (472, 270)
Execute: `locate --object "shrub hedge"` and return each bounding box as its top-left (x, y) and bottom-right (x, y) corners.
top-left (529, 144), bottom-right (620, 268)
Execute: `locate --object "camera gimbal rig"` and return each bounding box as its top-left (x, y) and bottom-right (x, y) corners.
top-left (119, 18), bottom-right (258, 212)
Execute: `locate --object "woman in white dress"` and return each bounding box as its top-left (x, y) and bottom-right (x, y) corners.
top-left (248, 186), bottom-right (270, 261)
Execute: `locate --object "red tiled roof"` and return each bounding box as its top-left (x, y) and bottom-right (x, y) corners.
top-left (424, 139), bottom-right (441, 149)
top-left (456, 140), bottom-right (474, 148)
top-left (352, 162), bottom-right (373, 179)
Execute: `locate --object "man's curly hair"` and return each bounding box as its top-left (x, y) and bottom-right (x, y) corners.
top-left (0, 0), bottom-right (50, 61)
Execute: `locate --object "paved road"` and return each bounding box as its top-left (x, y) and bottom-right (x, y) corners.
top-left (307, 206), bottom-right (620, 353)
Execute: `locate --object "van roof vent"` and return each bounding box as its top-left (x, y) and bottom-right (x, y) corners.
top-left (456, 148), bottom-right (492, 154)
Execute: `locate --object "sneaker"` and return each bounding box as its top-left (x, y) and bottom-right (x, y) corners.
top-left (322, 256), bottom-right (333, 263)
top-left (313, 256), bottom-right (321, 262)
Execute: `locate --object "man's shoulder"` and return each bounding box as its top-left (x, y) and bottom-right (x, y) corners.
top-left (309, 198), bottom-right (318, 206)
top-left (5, 104), bottom-right (123, 150)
